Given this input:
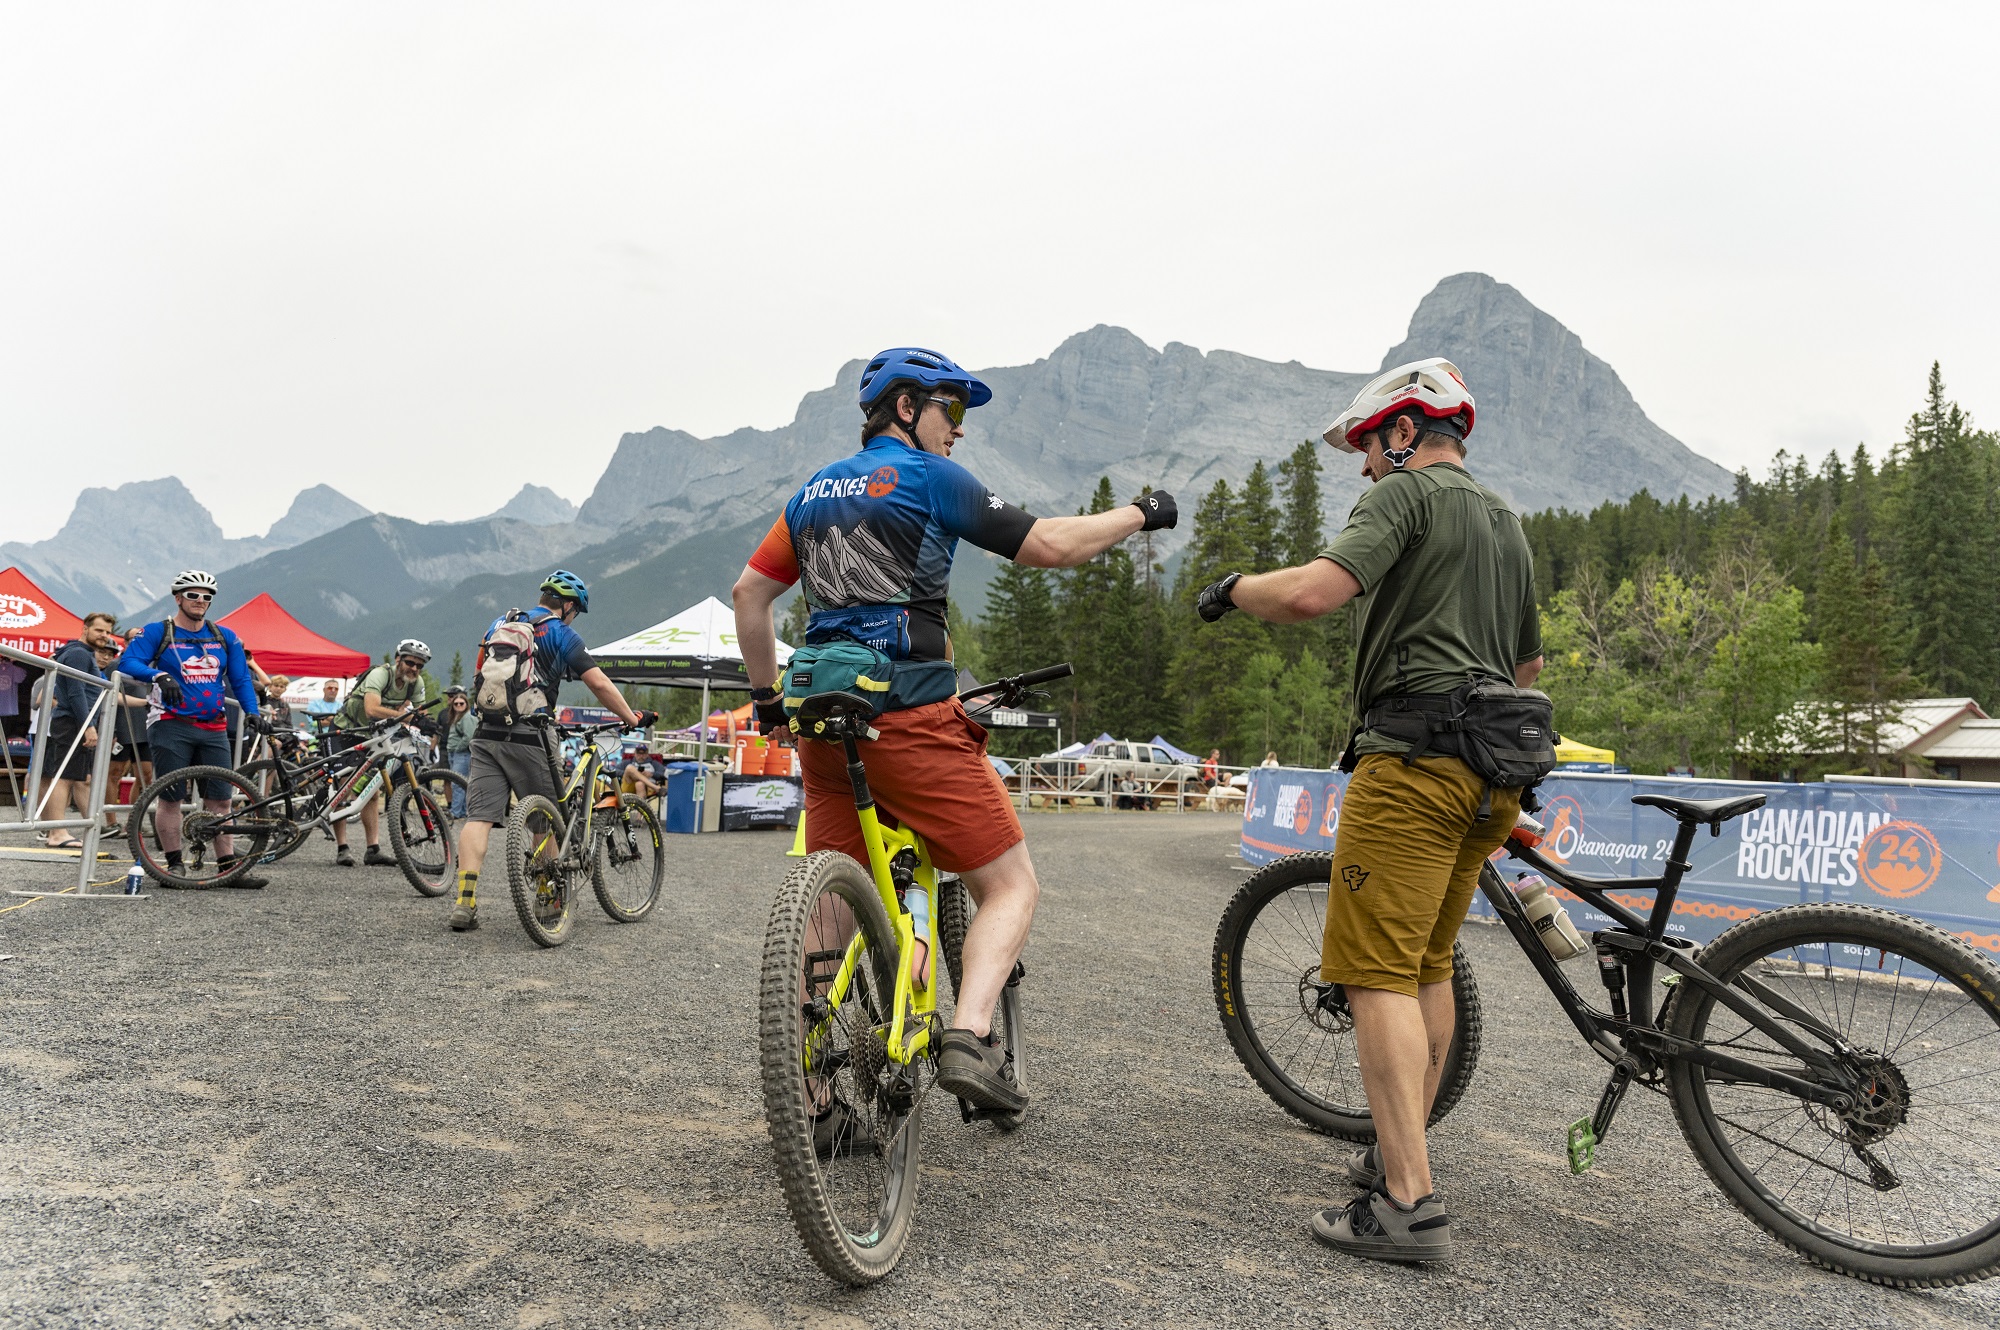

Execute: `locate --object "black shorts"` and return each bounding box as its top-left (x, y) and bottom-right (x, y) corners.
top-left (40, 721), bottom-right (96, 781)
top-left (465, 729), bottom-right (561, 825)
top-left (147, 719), bottom-right (234, 801)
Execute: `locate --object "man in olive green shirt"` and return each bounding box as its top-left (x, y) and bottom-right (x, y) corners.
top-left (1196, 358), bottom-right (1543, 1264)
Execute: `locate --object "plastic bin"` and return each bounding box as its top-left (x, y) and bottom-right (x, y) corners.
top-left (662, 760), bottom-right (703, 834)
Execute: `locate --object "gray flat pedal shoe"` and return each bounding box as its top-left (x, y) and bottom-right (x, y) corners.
top-left (1346, 1142), bottom-right (1381, 1190)
top-left (1310, 1187), bottom-right (1453, 1264)
top-left (936, 1028), bottom-right (1027, 1115)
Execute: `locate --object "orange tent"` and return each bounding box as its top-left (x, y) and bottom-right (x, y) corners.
top-left (216, 593), bottom-right (370, 677)
top-left (0, 566), bottom-right (88, 657)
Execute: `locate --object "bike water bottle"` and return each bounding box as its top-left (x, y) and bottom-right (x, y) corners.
top-left (124, 862), bottom-right (145, 896)
top-left (1512, 873), bottom-right (1588, 961)
top-left (903, 885), bottom-right (932, 991)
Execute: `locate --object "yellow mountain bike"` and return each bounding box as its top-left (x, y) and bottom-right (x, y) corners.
top-left (758, 664), bottom-right (1070, 1284)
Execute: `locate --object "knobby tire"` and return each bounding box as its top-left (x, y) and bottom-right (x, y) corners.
top-left (505, 793), bottom-right (575, 947)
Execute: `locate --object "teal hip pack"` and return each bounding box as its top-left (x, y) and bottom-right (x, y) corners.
top-left (782, 639), bottom-right (959, 720)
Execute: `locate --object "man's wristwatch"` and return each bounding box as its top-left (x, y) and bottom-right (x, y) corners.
top-left (1197, 572), bottom-right (1244, 623)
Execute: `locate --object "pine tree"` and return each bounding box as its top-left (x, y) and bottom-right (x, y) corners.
top-left (448, 650), bottom-right (463, 687)
top-left (1276, 439), bottom-right (1326, 567)
top-left (1237, 461), bottom-right (1282, 572)
top-left (1894, 363), bottom-right (1998, 702)
top-left (1815, 527), bottom-right (1918, 774)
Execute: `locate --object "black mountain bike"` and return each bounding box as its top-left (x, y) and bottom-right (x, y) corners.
top-left (1214, 792), bottom-right (2000, 1287)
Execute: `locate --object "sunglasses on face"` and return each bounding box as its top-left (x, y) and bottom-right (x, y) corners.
top-left (926, 396), bottom-right (967, 428)
top-left (179, 590), bottom-right (214, 603)
top-left (398, 657), bottom-right (424, 669)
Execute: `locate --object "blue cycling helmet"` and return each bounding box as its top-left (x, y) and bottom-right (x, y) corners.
top-left (857, 347), bottom-right (992, 410)
top-left (540, 569), bottom-right (590, 613)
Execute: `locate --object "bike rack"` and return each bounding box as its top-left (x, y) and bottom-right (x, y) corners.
top-left (2, 645), bottom-right (143, 900)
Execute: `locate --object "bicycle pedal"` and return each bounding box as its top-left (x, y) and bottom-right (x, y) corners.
top-left (957, 1098), bottom-right (1011, 1124)
top-left (1566, 1116), bottom-right (1597, 1174)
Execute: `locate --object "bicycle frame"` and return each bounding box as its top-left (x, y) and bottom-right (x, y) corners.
top-left (1485, 816), bottom-right (1865, 1118)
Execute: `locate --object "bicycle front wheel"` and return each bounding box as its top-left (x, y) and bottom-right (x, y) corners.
top-left (759, 850), bottom-right (922, 1285)
top-left (127, 765), bottom-right (276, 889)
top-left (1667, 902), bottom-right (2000, 1287)
top-left (386, 780), bottom-right (457, 897)
top-left (1211, 850), bottom-right (1482, 1139)
top-left (590, 794), bottom-right (664, 922)
top-left (939, 874), bottom-right (1026, 1131)
top-left (505, 794), bottom-right (576, 947)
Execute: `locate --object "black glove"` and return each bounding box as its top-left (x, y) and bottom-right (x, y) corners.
top-left (633, 709), bottom-right (660, 729)
top-left (156, 674), bottom-right (184, 707)
top-left (1197, 572), bottom-right (1244, 623)
top-left (1133, 490), bottom-right (1178, 532)
top-left (247, 712), bottom-right (277, 735)
top-left (752, 688), bottom-right (789, 736)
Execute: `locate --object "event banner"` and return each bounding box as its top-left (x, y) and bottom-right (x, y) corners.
top-left (1239, 768), bottom-right (2000, 954)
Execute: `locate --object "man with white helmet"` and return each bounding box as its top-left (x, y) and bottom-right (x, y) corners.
top-left (116, 570), bottom-right (275, 888)
top-left (328, 638), bottom-right (433, 867)
top-left (1196, 359), bottom-right (1545, 1264)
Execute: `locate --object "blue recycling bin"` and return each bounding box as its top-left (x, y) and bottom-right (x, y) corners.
top-left (662, 761), bottom-right (703, 834)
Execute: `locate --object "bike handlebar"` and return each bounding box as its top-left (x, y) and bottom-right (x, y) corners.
top-left (960, 662), bottom-right (1073, 707)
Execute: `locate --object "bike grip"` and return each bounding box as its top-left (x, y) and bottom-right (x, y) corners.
top-left (1013, 663), bottom-right (1073, 687)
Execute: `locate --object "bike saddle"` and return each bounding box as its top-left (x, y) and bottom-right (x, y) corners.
top-left (791, 691), bottom-right (879, 742)
top-left (1632, 792), bottom-right (1766, 829)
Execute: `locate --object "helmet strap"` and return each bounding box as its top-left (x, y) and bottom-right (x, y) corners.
top-left (1381, 410), bottom-right (1422, 469)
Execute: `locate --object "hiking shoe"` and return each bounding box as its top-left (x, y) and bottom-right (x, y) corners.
top-left (449, 902), bottom-right (478, 932)
top-left (811, 1097), bottom-right (877, 1158)
top-left (1346, 1142), bottom-right (1382, 1190)
top-left (1310, 1186), bottom-right (1453, 1264)
top-left (364, 845), bottom-right (395, 867)
top-left (336, 845), bottom-right (355, 868)
top-left (935, 1028), bottom-right (1027, 1114)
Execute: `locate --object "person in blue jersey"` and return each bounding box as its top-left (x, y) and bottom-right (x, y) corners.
top-left (733, 346), bottom-right (1178, 1125)
top-left (447, 571), bottom-right (657, 932)
top-left (116, 569), bottom-right (276, 889)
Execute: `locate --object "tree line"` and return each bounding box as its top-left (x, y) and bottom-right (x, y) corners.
top-left (974, 364), bottom-right (1999, 777)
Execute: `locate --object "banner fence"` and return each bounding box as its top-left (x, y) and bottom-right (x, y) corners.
top-left (1239, 768), bottom-right (2000, 955)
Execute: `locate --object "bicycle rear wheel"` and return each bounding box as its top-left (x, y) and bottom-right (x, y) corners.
top-left (1211, 850), bottom-right (1482, 1139)
top-left (1667, 902), bottom-right (2000, 1287)
top-left (938, 874), bottom-right (1026, 1131)
top-left (590, 794), bottom-right (664, 922)
top-left (126, 765), bottom-right (275, 889)
top-left (759, 850), bottom-right (923, 1285)
top-left (235, 758), bottom-right (317, 863)
top-left (505, 794), bottom-right (577, 947)
top-left (386, 780), bottom-right (457, 897)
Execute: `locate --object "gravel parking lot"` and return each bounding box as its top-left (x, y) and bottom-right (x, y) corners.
top-left (4, 811), bottom-right (1998, 1328)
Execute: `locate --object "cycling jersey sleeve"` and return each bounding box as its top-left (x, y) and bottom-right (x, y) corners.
top-left (1323, 472), bottom-right (1425, 594)
top-left (116, 625), bottom-right (164, 683)
top-left (746, 513), bottom-right (800, 585)
top-left (223, 629), bottom-right (260, 717)
top-left (544, 620), bottom-right (597, 682)
top-left (926, 456), bottom-right (1036, 559)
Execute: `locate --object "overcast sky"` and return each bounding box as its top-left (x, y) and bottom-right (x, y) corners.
top-left (5, 2), bottom-right (1996, 542)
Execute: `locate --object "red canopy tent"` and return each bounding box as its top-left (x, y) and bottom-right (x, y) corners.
top-left (216, 593), bottom-right (370, 677)
top-left (0, 566), bottom-right (88, 657)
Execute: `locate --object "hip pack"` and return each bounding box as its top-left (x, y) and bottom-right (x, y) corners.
top-left (804, 605), bottom-right (913, 660)
top-left (782, 637), bottom-right (957, 723)
top-left (1345, 675), bottom-right (1559, 819)
top-left (475, 609), bottom-right (552, 724)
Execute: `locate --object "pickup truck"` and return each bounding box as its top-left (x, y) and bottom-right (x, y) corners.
top-left (1027, 738), bottom-right (1200, 807)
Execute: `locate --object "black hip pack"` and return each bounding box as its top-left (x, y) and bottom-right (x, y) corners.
top-left (1343, 676), bottom-right (1559, 820)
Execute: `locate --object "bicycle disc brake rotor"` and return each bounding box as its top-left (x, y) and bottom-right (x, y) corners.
top-left (1301, 974), bottom-right (1354, 1034)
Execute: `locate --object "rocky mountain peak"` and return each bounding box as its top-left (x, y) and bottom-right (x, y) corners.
top-left (266, 484), bottom-right (371, 546)
top-left (484, 484), bottom-right (579, 527)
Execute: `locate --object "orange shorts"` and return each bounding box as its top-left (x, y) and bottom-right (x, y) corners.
top-left (796, 698), bottom-right (1023, 874)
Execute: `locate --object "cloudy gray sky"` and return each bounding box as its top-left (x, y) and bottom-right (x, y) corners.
top-left (5, 2), bottom-right (1996, 541)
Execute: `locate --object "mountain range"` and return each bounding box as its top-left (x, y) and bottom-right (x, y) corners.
top-left (12, 273), bottom-right (1735, 667)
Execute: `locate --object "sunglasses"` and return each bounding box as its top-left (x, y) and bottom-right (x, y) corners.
top-left (398, 657), bottom-right (425, 668)
top-left (179, 590), bottom-right (214, 602)
top-left (926, 396), bottom-right (967, 428)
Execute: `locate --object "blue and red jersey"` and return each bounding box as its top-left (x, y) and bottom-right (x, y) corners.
top-left (117, 619), bottom-right (261, 731)
top-left (748, 436), bottom-right (1035, 662)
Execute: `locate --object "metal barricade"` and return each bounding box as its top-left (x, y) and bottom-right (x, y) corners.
top-left (2, 642), bottom-right (136, 899)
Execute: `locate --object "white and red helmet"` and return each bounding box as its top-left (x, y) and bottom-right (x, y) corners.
top-left (1324, 358), bottom-right (1476, 453)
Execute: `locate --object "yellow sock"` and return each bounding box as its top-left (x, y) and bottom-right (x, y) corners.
top-left (456, 869), bottom-right (477, 908)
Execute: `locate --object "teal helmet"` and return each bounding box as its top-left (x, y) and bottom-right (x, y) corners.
top-left (540, 569), bottom-right (590, 613)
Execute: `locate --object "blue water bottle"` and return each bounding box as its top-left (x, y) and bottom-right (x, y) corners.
top-left (124, 862), bottom-right (145, 896)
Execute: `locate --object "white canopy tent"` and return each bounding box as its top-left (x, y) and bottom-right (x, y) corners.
top-left (590, 596), bottom-right (794, 764)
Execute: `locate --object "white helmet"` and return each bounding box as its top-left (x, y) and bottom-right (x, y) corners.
top-left (170, 569), bottom-right (219, 594)
top-left (1323, 358), bottom-right (1476, 454)
top-left (395, 638), bottom-right (433, 664)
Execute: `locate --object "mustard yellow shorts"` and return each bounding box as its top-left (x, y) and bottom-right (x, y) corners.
top-left (1320, 753), bottom-right (1521, 997)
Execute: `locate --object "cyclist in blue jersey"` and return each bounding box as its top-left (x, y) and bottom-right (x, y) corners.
top-left (448, 571), bottom-right (657, 932)
top-left (117, 570), bottom-right (275, 889)
top-left (733, 346), bottom-right (1177, 1122)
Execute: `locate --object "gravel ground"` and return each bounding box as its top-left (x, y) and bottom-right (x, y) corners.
top-left (3, 811), bottom-right (1998, 1329)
